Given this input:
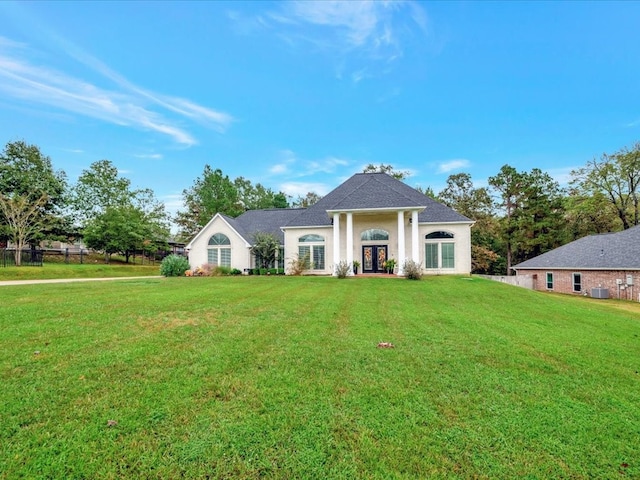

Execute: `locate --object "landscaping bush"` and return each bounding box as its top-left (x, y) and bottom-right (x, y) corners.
top-left (288, 253), bottom-right (310, 275)
top-left (335, 260), bottom-right (350, 279)
top-left (231, 268), bottom-right (242, 275)
top-left (402, 259), bottom-right (423, 280)
top-left (160, 254), bottom-right (190, 277)
top-left (213, 266), bottom-right (231, 276)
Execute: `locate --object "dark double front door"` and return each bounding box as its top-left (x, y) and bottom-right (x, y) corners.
top-left (362, 245), bottom-right (387, 273)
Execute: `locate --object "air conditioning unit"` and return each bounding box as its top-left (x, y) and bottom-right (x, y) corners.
top-left (591, 288), bottom-right (609, 299)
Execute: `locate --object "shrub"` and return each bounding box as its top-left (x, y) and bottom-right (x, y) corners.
top-left (402, 259), bottom-right (423, 280)
top-left (288, 253), bottom-right (310, 276)
top-left (160, 254), bottom-right (190, 277)
top-left (268, 268), bottom-right (278, 275)
top-left (277, 268), bottom-right (285, 275)
top-left (335, 260), bottom-right (350, 279)
top-left (231, 268), bottom-right (242, 275)
top-left (213, 266), bottom-right (231, 276)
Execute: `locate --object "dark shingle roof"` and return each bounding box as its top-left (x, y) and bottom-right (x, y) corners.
top-left (228, 208), bottom-right (306, 244)
top-left (513, 226), bottom-right (640, 270)
top-left (284, 172), bottom-right (471, 227)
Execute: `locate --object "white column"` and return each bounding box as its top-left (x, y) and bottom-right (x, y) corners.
top-left (397, 210), bottom-right (405, 275)
top-left (346, 212), bottom-right (354, 275)
top-left (333, 213), bottom-right (340, 276)
top-left (411, 210), bottom-right (419, 263)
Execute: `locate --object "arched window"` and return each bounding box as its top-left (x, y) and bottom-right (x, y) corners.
top-left (298, 234), bottom-right (325, 270)
top-left (208, 233), bottom-right (231, 245)
top-left (208, 233), bottom-right (231, 267)
top-left (361, 229), bottom-right (389, 241)
top-left (425, 231), bottom-right (454, 239)
top-left (425, 231), bottom-right (455, 269)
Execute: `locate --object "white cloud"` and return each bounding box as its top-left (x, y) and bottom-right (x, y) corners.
top-left (279, 181), bottom-right (331, 197)
top-left (626, 118), bottom-right (640, 127)
top-left (258, 1), bottom-right (429, 81)
top-left (437, 159), bottom-right (471, 174)
top-left (134, 153), bottom-right (163, 160)
top-left (0, 36), bottom-right (233, 146)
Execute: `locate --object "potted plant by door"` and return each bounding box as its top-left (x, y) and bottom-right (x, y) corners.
top-left (353, 260), bottom-right (360, 275)
top-left (385, 258), bottom-right (396, 274)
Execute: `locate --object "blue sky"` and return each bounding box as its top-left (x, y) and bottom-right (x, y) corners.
top-left (1, 1), bottom-right (639, 218)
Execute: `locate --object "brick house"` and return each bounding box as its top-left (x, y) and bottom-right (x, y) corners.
top-left (512, 226), bottom-right (640, 300)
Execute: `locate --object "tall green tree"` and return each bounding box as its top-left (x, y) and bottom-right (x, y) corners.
top-left (175, 165), bottom-right (243, 240)
top-left (570, 142), bottom-right (640, 230)
top-left (71, 160), bottom-right (169, 262)
top-left (488, 165), bottom-right (523, 275)
top-left (83, 204), bottom-right (168, 263)
top-left (0, 140), bottom-right (68, 258)
top-left (234, 177), bottom-right (290, 211)
top-left (562, 190), bottom-right (622, 241)
top-left (488, 166), bottom-right (565, 274)
top-left (70, 159), bottom-right (132, 225)
top-left (439, 173), bottom-right (502, 274)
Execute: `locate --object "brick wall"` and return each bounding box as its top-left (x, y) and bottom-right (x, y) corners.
top-left (518, 269), bottom-right (640, 301)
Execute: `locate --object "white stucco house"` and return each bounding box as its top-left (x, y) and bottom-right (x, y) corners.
top-left (186, 172), bottom-right (473, 276)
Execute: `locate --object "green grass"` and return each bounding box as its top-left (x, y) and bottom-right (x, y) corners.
top-left (0, 263), bottom-right (160, 281)
top-left (1, 276), bottom-right (639, 478)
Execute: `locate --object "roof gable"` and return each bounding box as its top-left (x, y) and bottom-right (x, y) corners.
top-left (284, 172), bottom-right (471, 227)
top-left (514, 226), bottom-right (640, 270)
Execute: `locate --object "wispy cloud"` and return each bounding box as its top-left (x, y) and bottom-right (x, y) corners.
top-left (437, 159), bottom-right (471, 174)
top-left (247, 1), bottom-right (428, 82)
top-left (279, 181), bottom-right (332, 197)
top-left (269, 150), bottom-right (350, 177)
top-left (0, 35), bottom-right (233, 146)
top-left (134, 153), bottom-right (163, 160)
top-left (626, 118), bottom-right (640, 128)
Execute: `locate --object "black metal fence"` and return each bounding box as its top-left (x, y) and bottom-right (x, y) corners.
top-left (1, 249), bottom-right (44, 267)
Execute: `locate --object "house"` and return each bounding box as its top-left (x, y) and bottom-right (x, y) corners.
top-left (512, 226), bottom-right (640, 300)
top-left (186, 172), bottom-right (473, 276)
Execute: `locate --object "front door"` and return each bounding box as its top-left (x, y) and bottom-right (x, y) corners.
top-left (362, 245), bottom-right (388, 273)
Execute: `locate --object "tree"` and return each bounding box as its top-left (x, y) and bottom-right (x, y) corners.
top-left (250, 232), bottom-right (280, 269)
top-left (291, 192), bottom-right (323, 208)
top-left (0, 193), bottom-right (49, 265)
top-left (0, 140), bottom-right (68, 253)
top-left (70, 159), bottom-right (131, 225)
top-left (488, 165), bottom-right (524, 275)
top-left (83, 203), bottom-right (169, 263)
top-left (439, 173), bottom-right (501, 274)
top-left (234, 177), bottom-right (289, 211)
top-left (562, 190), bottom-right (622, 240)
top-left (175, 165), bottom-right (243, 240)
top-left (489, 165), bottom-right (565, 274)
top-left (363, 163), bottom-right (410, 180)
top-left (570, 142), bottom-right (640, 230)
top-left (71, 159), bottom-right (169, 262)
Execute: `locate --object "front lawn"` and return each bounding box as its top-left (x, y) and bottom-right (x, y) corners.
top-left (1, 276), bottom-right (638, 478)
top-left (0, 263), bottom-right (159, 281)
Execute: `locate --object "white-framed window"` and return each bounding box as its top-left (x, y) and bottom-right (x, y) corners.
top-left (546, 272), bottom-right (554, 290)
top-left (425, 231), bottom-right (455, 269)
top-left (298, 234), bottom-right (325, 270)
top-left (208, 233), bottom-right (231, 267)
top-left (572, 273), bottom-right (582, 292)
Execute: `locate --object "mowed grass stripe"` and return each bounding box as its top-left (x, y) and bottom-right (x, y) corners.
top-left (1, 276), bottom-right (639, 478)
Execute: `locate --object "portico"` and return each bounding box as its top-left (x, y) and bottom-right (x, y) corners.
top-left (330, 208), bottom-right (423, 276)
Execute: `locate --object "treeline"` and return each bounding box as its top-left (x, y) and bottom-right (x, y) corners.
top-left (1, 139), bottom-right (638, 272)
